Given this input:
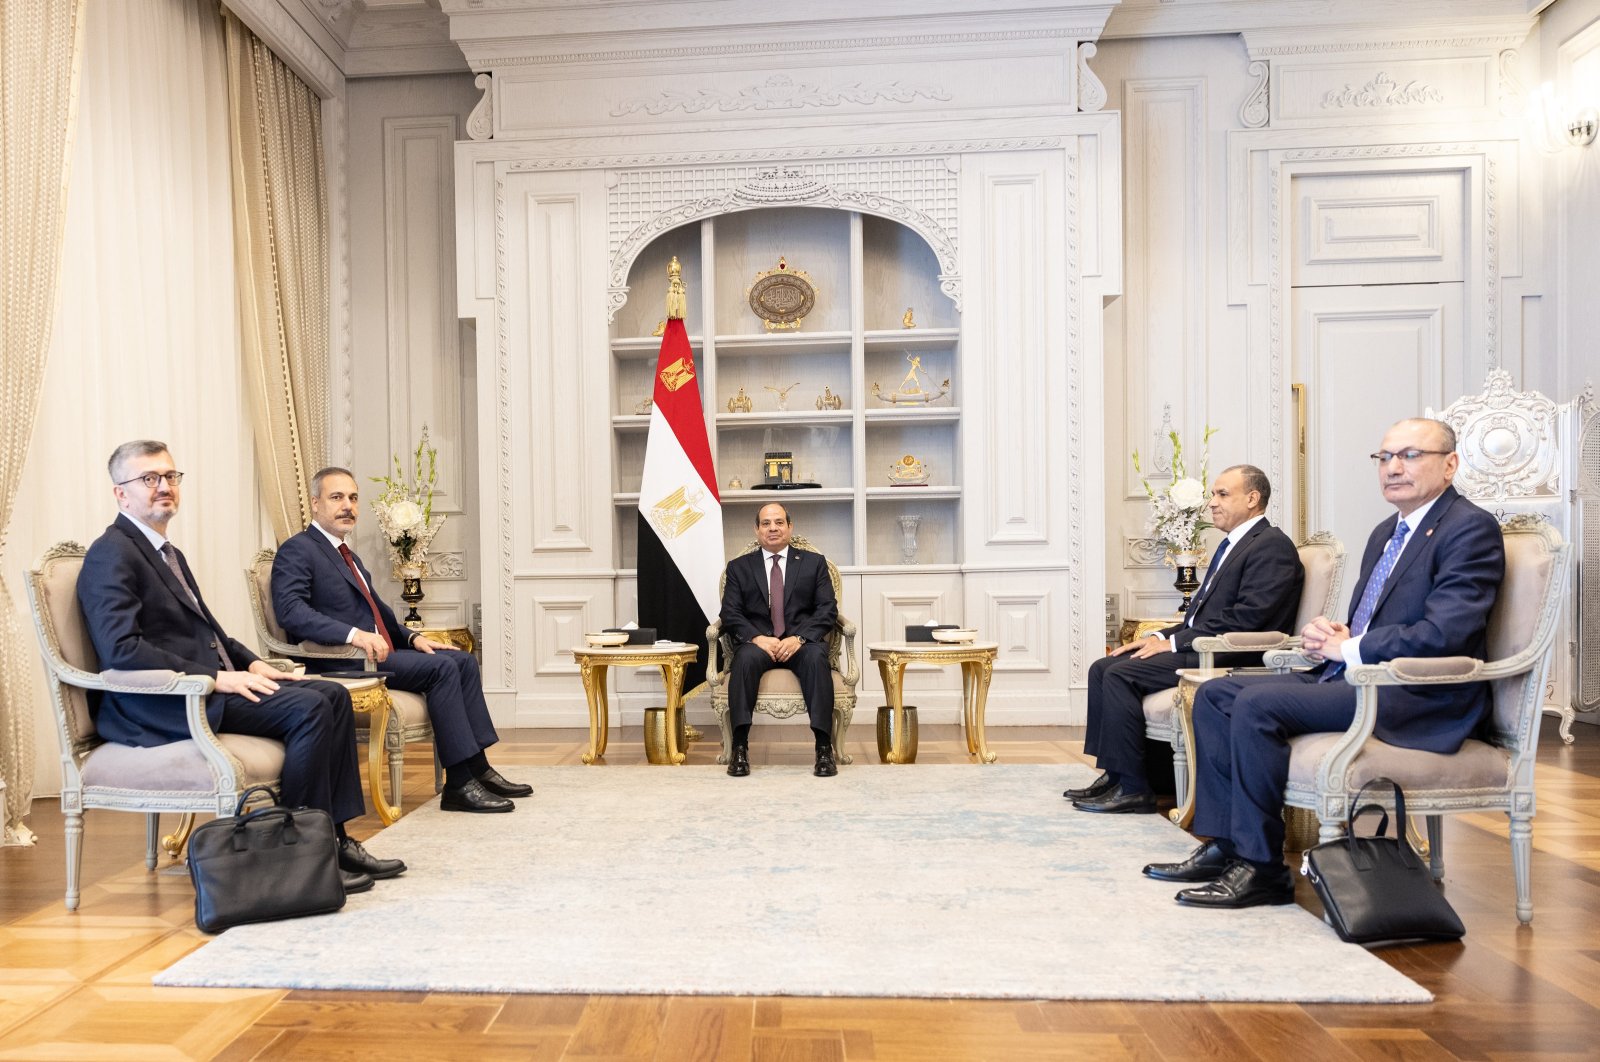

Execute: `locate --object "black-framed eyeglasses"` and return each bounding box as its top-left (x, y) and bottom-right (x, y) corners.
top-left (1369, 449), bottom-right (1451, 466)
top-left (116, 471), bottom-right (185, 489)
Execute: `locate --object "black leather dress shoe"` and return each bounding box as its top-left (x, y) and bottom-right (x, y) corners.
top-left (1143, 839), bottom-right (1232, 882)
top-left (476, 767), bottom-right (533, 798)
top-left (338, 837), bottom-right (406, 880)
top-left (727, 745), bottom-right (750, 777)
top-left (341, 869), bottom-right (374, 894)
top-left (440, 778), bottom-right (514, 813)
top-left (1063, 771), bottom-right (1114, 801)
top-left (1175, 861), bottom-right (1295, 908)
top-left (813, 746), bottom-right (838, 777)
top-left (1071, 782), bottom-right (1158, 814)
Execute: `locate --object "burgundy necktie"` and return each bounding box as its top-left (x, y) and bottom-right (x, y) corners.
top-left (161, 543), bottom-right (234, 671)
top-left (339, 543), bottom-right (395, 651)
top-left (769, 553), bottom-right (785, 638)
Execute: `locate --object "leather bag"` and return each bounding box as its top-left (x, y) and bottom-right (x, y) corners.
top-left (188, 785), bottom-right (345, 934)
top-left (1300, 777), bottom-right (1465, 946)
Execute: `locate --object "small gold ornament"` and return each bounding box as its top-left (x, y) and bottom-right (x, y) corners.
top-left (764, 381), bottom-right (801, 411)
top-left (902, 307), bottom-right (916, 328)
top-left (651, 320), bottom-right (666, 337)
top-left (815, 386), bottom-right (843, 410)
top-left (746, 256), bottom-right (817, 331)
top-left (888, 454), bottom-right (931, 486)
top-left (726, 387), bottom-right (753, 413)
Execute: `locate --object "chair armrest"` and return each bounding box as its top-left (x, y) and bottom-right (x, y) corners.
top-left (292, 641), bottom-right (363, 660)
top-left (261, 657), bottom-right (297, 674)
top-left (837, 617), bottom-right (859, 688)
top-left (705, 620), bottom-right (726, 688)
top-left (96, 668), bottom-right (216, 696)
top-left (1193, 631), bottom-right (1297, 670)
top-left (1344, 656), bottom-right (1484, 686)
top-left (1262, 645), bottom-right (1315, 670)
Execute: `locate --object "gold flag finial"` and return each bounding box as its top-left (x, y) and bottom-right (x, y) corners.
top-left (665, 256), bottom-right (687, 320)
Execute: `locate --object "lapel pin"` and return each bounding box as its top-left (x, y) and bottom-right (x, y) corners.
top-left (1426, 528), bottom-right (1434, 537)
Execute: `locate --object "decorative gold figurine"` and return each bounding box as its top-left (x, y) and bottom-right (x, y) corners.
top-left (764, 381), bottom-right (801, 411)
top-left (665, 256), bottom-right (687, 320)
top-left (651, 320), bottom-right (666, 337)
top-left (727, 475), bottom-right (744, 490)
top-left (726, 387), bottom-right (753, 413)
top-left (816, 386), bottom-right (843, 410)
top-left (747, 256), bottom-right (817, 331)
top-left (633, 397), bottom-right (653, 415)
top-left (888, 454), bottom-right (931, 486)
top-left (872, 352), bottom-right (951, 406)
top-left (903, 307), bottom-right (916, 328)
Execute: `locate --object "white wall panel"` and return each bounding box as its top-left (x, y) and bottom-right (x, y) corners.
top-left (1292, 169), bottom-right (1465, 286)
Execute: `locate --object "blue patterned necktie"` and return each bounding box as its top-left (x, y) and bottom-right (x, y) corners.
top-left (1322, 518), bottom-right (1408, 681)
top-left (1185, 536), bottom-right (1231, 627)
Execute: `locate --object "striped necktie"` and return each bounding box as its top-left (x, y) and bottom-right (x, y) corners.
top-left (1322, 518), bottom-right (1409, 682)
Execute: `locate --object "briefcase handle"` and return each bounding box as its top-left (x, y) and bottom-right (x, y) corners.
top-left (1345, 776), bottom-right (1421, 872)
top-left (232, 784), bottom-right (282, 818)
top-left (227, 805), bottom-right (312, 852)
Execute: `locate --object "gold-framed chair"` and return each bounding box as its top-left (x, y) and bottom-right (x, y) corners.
top-left (1273, 516), bottom-right (1570, 923)
top-left (26, 542), bottom-right (285, 911)
top-left (246, 548), bottom-right (441, 814)
top-left (706, 535), bottom-right (859, 764)
top-left (1144, 532), bottom-right (1347, 814)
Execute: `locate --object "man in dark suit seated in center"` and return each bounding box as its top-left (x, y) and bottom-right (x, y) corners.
top-left (1147, 418), bottom-right (1504, 908)
top-left (78, 440), bottom-right (403, 894)
top-left (720, 502), bottom-right (840, 778)
top-left (1071, 465), bottom-right (1303, 813)
top-left (271, 466), bottom-right (530, 814)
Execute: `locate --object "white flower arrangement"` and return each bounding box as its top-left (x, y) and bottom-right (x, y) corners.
top-left (1133, 427), bottom-right (1216, 560)
top-left (370, 426), bottom-right (446, 578)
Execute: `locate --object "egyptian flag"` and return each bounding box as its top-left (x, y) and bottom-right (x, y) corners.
top-left (637, 316), bottom-right (723, 690)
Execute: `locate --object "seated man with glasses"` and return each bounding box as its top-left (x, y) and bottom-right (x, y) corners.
top-left (78, 440), bottom-right (404, 894)
top-left (1145, 418), bottom-right (1504, 908)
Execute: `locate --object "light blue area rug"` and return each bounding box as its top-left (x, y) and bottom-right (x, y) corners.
top-left (156, 764), bottom-right (1430, 1002)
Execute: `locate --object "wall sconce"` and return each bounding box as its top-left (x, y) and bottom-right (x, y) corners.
top-left (1529, 82), bottom-right (1598, 152)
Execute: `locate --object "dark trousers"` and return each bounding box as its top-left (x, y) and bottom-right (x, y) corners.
top-left (1191, 672), bottom-right (1356, 864)
top-left (1083, 650), bottom-right (1194, 789)
top-left (728, 641), bottom-right (833, 736)
top-left (217, 679), bottom-right (364, 824)
top-left (378, 649), bottom-right (499, 768)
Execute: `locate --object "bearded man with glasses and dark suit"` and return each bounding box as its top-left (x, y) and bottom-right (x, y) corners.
top-left (77, 440), bottom-right (404, 894)
top-left (1146, 418), bottom-right (1505, 909)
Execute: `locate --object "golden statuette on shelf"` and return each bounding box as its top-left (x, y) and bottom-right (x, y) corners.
top-left (816, 385), bottom-right (843, 410)
top-left (888, 454), bottom-right (931, 486)
top-left (903, 307), bottom-right (916, 328)
top-left (746, 256), bottom-right (816, 331)
top-left (726, 387), bottom-right (753, 413)
top-left (665, 256), bottom-right (688, 320)
top-left (872, 352), bottom-right (950, 406)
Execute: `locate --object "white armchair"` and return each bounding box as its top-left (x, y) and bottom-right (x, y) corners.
top-left (26, 542), bottom-right (284, 911)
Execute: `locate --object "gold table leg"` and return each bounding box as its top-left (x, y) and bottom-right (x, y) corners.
top-left (580, 659), bottom-right (610, 764)
top-left (161, 814), bottom-right (196, 860)
top-left (349, 685), bottom-right (398, 826)
top-left (1169, 680), bottom-right (1200, 829)
top-left (961, 658), bottom-right (998, 763)
top-left (876, 656), bottom-right (910, 764)
top-left (658, 662), bottom-right (688, 765)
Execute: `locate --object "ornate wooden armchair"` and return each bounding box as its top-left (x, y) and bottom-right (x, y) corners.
top-left (246, 548), bottom-right (440, 821)
top-left (1272, 517), bottom-right (1570, 923)
top-left (706, 535), bottom-right (859, 763)
top-left (1145, 532), bottom-right (1347, 816)
top-left (26, 542), bottom-right (284, 910)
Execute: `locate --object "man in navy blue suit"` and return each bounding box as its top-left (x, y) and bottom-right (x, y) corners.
top-left (719, 502), bottom-right (839, 778)
top-left (78, 440), bottom-right (404, 893)
top-left (271, 467), bottom-right (530, 814)
top-left (1145, 418), bottom-right (1505, 908)
top-left (1070, 465), bottom-right (1303, 814)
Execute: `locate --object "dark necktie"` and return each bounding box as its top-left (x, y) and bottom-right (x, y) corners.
top-left (769, 553), bottom-right (785, 638)
top-left (160, 543), bottom-right (234, 671)
top-left (1186, 536), bottom-right (1231, 627)
top-left (1322, 518), bottom-right (1409, 682)
top-left (339, 543), bottom-right (395, 652)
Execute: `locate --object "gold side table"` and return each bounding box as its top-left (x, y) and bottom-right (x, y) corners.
top-left (572, 643), bottom-right (699, 765)
top-left (1118, 617), bottom-right (1180, 647)
top-left (321, 673), bottom-right (399, 825)
top-left (868, 641), bottom-right (999, 764)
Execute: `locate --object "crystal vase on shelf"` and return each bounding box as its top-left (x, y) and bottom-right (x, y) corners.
top-left (897, 514), bottom-right (921, 564)
top-left (399, 562), bottom-right (426, 629)
top-left (1170, 550), bottom-right (1202, 613)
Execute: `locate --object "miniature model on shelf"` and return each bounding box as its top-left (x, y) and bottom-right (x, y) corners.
top-left (872, 352), bottom-right (950, 405)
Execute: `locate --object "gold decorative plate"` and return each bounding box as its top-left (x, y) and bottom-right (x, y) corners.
top-left (747, 257), bottom-right (816, 331)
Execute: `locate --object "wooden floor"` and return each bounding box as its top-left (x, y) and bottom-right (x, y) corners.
top-left (3, 723), bottom-right (1599, 1061)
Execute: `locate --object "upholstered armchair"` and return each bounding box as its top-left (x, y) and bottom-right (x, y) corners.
top-left (246, 548), bottom-right (440, 814)
top-left (1272, 517), bottom-right (1570, 923)
top-left (707, 535), bottom-right (859, 764)
top-left (26, 542), bottom-right (285, 911)
top-left (1144, 533), bottom-right (1347, 815)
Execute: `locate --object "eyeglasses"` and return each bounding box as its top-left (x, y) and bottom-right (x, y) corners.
top-left (116, 471), bottom-right (185, 489)
top-left (1369, 449), bottom-right (1451, 466)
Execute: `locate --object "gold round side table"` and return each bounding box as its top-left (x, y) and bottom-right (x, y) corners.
top-left (867, 641), bottom-right (999, 764)
top-left (571, 643), bottom-right (699, 765)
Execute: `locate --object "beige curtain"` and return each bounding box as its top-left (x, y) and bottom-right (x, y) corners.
top-left (0, 0), bottom-right (89, 845)
top-left (222, 11), bottom-right (329, 543)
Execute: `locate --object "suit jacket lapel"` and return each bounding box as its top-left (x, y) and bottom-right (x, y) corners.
top-left (310, 527), bottom-right (367, 596)
top-left (1371, 487), bottom-right (1455, 617)
top-left (1192, 520), bottom-right (1265, 616)
top-left (115, 515), bottom-right (209, 623)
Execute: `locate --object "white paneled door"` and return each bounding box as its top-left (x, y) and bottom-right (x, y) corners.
top-left (1292, 282), bottom-right (1463, 616)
